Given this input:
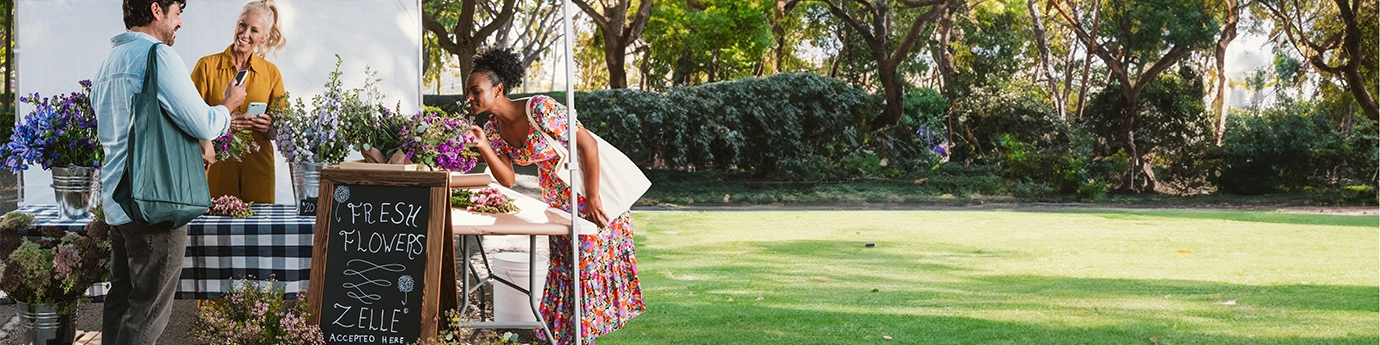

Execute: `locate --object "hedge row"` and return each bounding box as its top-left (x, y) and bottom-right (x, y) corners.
top-left (427, 73), bottom-right (933, 181)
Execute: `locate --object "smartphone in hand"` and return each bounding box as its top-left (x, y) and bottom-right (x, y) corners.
top-left (246, 102), bottom-right (267, 116)
top-left (234, 70), bottom-right (248, 86)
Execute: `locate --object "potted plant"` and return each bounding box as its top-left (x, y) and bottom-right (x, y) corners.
top-left (0, 80), bottom-right (102, 220)
top-left (0, 208), bottom-right (112, 343)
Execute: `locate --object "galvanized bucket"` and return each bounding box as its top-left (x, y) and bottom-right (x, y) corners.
top-left (51, 166), bottom-right (96, 221)
top-left (16, 302), bottom-right (76, 345)
top-left (290, 162), bottom-right (329, 213)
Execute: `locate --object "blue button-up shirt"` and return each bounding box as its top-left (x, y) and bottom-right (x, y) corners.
top-left (92, 32), bottom-right (231, 226)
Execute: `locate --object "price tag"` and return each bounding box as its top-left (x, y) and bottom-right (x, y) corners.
top-left (299, 197), bottom-right (318, 216)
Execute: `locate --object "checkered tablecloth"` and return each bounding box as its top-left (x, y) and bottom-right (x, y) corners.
top-left (15, 204), bottom-right (315, 300)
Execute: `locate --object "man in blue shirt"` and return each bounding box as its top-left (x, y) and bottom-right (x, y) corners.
top-left (91, 1), bottom-right (242, 343)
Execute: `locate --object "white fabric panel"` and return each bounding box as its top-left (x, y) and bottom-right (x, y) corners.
top-left (16, 0), bottom-right (422, 205)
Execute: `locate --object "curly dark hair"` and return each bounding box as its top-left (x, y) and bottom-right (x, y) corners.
top-left (123, 0), bottom-right (187, 30)
top-left (472, 48), bottom-right (524, 94)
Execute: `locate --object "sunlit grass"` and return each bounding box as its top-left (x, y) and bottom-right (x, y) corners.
top-left (599, 210), bottom-right (1379, 344)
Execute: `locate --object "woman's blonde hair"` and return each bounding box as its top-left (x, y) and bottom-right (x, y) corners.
top-left (242, 0), bottom-right (286, 57)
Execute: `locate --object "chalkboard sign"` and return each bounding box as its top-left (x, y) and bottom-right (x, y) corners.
top-left (309, 169), bottom-right (450, 345)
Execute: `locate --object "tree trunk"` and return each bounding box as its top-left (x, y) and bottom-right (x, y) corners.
top-left (3, 0), bottom-right (10, 114)
top-left (1334, 0), bottom-right (1379, 120)
top-left (603, 36), bottom-right (629, 89)
top-left (1073, 0), bottom-right (1101, 119)
top-left (457, 50), bottom-right (476, 84)
top-left (1028, 0), bottom-right (1065, 120)
top-left (1120, 95), bottom-right (1146, 192)
top-left (933, 5), bottom-right (956, 143)
top-left (1213, 0), bottom-right (1239, 145)
top-left (877, 60), bottom-right (904, 131)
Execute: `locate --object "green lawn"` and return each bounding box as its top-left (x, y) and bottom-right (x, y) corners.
top-left (599, 209), bottom-right (1379, 344)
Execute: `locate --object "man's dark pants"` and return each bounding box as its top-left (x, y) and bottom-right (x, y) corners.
top-left (101, 222), bottom-right (187, 345)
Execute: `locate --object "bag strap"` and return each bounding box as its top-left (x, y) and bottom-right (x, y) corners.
top-left (143, 43), bottom-right (160, 100)
top-left (525, 96), bottom-right (573, 184)
top-left (525, 96), bottom-right (570, 161)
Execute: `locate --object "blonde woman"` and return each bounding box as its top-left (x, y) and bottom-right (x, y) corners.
top-left (192, 0), bottom-right (286, 203)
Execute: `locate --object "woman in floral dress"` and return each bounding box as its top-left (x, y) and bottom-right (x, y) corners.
top-left (465, 48), bottom-right (644, 344)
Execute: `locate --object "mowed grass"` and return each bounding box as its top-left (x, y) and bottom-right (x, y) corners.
top-left (599, 209), bottom-right (1379, 344)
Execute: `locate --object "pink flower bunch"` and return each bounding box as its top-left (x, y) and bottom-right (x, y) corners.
top-left (190, 276), bottom-right (324, 345)
top-left (0, 211), bottom-right (111, 313)
top-left (452, 187), bottom-right (519, 214)
top-left (208, 195), bottom-right (257, 218)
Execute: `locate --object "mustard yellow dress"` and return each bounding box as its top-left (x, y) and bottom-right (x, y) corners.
top-left (190, 45), bottom-right (284, 203)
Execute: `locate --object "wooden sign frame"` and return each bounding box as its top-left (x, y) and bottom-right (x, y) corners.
top-left (308, 168), bottom-right (451, 343)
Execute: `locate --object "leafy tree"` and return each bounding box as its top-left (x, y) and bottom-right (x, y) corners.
top-left (422, 0), bottom-right (518, 83)
top-left (785, 0), bottom-right (953, 131)
top-left (643, 0), bottom-right (775, 89)
top-left (1255, 0), bottom-right (1378, 121)
top-left (573, 0), bottom-right (655, 89)
top-left (1052, 0), bottom-right (1220, 192)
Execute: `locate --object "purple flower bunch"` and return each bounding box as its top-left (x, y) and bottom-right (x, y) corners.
top-left (272, 56), bottom-right (357, 164)
top-left (399, 109), bottom-right (479, 172)
top-left (208, 195), bottom-right (257, 218)
top-left (0, 80), bottom-right (102, 172)
top-left (0, 211), bottom-right (111, 313)
top-left (451, 187), bottom-right (519, 214)
top-left (190, 276), bottom-right (324, 345)
top-left (212, 129), bottom-right (262, 162)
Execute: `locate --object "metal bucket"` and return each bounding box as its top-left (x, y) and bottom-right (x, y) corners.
top-left (51, 166), bottom-right (96, 221)
top-left (16, 302), bottom-right (76, 345)
top-left (290, 162), bottom-right (329, 213)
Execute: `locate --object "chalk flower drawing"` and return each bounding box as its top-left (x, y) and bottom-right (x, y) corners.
top-left (398, 275), bottom-right (414, 305)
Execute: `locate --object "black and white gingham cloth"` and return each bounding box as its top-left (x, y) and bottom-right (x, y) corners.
top-left (13, 204), bottom-right (315, 300)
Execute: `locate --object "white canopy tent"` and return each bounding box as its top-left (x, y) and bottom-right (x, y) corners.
top-left (15, 0), bottom-right (423, 205)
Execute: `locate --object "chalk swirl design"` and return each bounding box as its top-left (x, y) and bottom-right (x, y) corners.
top-left (342, 259), bottom-right (406, 305)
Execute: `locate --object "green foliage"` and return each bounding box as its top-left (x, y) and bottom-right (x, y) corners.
top-left (950, 84), bottom-right (1064, 162)
top-left (1101, 0), bottom-right (1220, 59)
top-left (1212, 101), bottom-right (1379, 196)
top-left (576, 73), bottom-right (884, 181)
top-left (947, 0), bottom-right (1034, 97)
top-left (643, 0), bottom-right (775, 88)
top-left (0, 106), bottom-right (12, 146)
top-left (1084, 67), bottom-right (1215, 191)
top-left (999, 134), bottom-right (1107, 200)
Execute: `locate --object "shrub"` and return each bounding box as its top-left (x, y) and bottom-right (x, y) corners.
top-left (1212, 102), bottom-right (1378, 195)
top-left (949, 84), bottom-right (1065, 163)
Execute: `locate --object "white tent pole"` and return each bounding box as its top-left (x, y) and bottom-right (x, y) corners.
top-left (561, 0), bottom-right (583, 344)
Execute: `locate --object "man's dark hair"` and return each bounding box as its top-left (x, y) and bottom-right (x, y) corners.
top-left (472, 48), bottom-right (525, 94)
top-left (123, 0), bottom-right (187, 29)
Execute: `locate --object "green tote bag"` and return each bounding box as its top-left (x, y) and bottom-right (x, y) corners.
top-left (113, 43), bottom-right (211, 228)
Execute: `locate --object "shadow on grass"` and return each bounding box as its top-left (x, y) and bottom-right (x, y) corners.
top-left (607, 304), bottom-right (1378, 345)
top-left (1028, 209), bottom-right (1378, 228)
top-left (612, 238), bottom-right (1379, 344)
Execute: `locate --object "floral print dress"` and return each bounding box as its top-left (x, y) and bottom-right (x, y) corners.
top-left (482, 95), bottom-right (644, 344)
